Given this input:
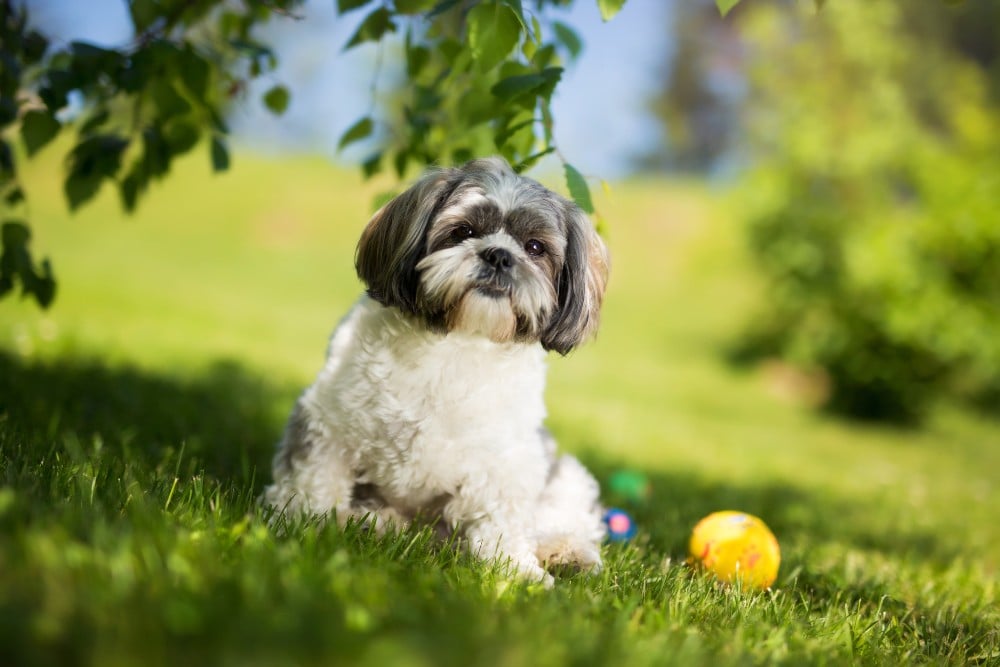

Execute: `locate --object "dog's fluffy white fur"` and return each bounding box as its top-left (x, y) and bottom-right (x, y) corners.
top-left (263, 157), bottom-right (609, 585)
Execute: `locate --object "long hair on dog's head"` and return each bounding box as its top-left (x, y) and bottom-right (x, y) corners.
top-left (355, 157), bottom-right (609, 354)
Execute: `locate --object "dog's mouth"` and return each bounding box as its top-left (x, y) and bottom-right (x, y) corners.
top-left (474, 284), bottom-right (511, 299)
top-left (474, 267), bottom-right (514, 299)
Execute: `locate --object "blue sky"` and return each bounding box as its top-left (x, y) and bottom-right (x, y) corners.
top-left (25, 0), bottom-right (674, 177)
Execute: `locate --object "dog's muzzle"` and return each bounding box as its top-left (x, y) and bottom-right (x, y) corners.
top-left (476, 247), bottom-right (516, 297)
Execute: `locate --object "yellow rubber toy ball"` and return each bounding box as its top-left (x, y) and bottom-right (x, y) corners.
top-left (688, 510), bottom-right (780, 590)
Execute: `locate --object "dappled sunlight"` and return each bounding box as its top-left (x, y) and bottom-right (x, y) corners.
top-left (2, 1), bottom-right (999, 663)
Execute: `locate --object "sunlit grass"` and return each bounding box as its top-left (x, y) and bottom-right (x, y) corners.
top-left (1, 146), bottom-right (998, 665)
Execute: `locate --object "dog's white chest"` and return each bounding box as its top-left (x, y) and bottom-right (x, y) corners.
top-left (305, 299), bottom-right (549, 507)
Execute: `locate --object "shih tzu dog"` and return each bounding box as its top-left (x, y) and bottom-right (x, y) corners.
top-left (263, 157), bottom-right (610, 585)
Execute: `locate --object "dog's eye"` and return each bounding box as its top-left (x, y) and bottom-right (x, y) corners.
top-left (451, 224), bottom-right (475, 241)
top-left (524, 239), bottom-right (546, 256)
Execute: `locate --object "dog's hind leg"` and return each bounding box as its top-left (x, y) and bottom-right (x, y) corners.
top-left (262, 400), bottom-right (356, 524)
top-left (262, 401), bottom-right (412, 534)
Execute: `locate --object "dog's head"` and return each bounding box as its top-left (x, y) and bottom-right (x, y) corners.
top-left (355, 157), bottom-right (609, 354)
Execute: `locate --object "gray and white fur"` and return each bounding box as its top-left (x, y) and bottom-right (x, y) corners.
top-left (263, 157), bottom-right (610, 585)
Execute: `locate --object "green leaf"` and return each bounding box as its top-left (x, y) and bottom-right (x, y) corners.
top-left (538, 66), bottom-right (564, 101)
top-left (394, 0), bottom-right (437, 13)
top-left (467, 2), bottom-right (521, 72)
top-left (552, 21), bottom-right (583, 60)
top-left (494, 117), bottom-right (535, 149)
top-left (22, 30), bottom-right (49, 64)
top-left (163, 121), bottom-right (200, 154)
top-left (491, 74), bottom-right (546, 102)
top-left (68, 41), bottom-right (123, 72)
top-left (503, 0), bottom-right (525, 20)
top-left (338, 117), bottom-right (374, 151)
top-left (530, 43), bottom-right (557, 69)
top-left (263, 85), bottom-right (291, 115)
top-left (345, 8), bottom-right (396, 49)
top-left (5, 186), bottom-right (25, 206)
top-left (427, 0), bottom-right (461, 19)
top-left (20, 110), bottom-right (61, 157)
top-left (129, 0), bottom-right (159, 32)
top-left (141, 126), bottom-right (171, 179)
top-left (207, 105), bottom-right (229, 134)
top-left (452, 147), bottom-right (474, 164)
top-left (515, 147), bottom-right (555, 172)
top-left (597, 0), bottom-right (627, 22)
top-left (337, 0), bottom-right (373, 12)
top-left (65, 135), bottom-right (129, 211)
top-left (715, 0), bottom-right (741, 17)
top-left (211, 136), bottom-right (230, 172)
top-left (64, 172), bottom-right (102, 211)
top-left (0, 98), bottom-right (18, 127)
top-left (522, 16), bottom-right (541, 59)
top-left (0, 141), bottom-right (13, 181)
top-left (79, 109), bottom-right (110, 135)
top-left (501, 0), bottom-right (528, 36)
top-left (361, 152), bottom-right (382, 179)
top-left (563, 162), bottom-right (594, 214)
top-left (0, 221), bottom-right (56, 308)
top-left (148, 79), bottom-right (192, 119)
top-left (38, 69), bottom-right (75, 112)
top-left (406, 43), bottom-right (431, 78)
top-left (119, 170), bottom-right (143, 213)
top-left (178, 46), bottom-right (210, 99)
top-left (393, 150), bottom-right (409, 178)
top-left (228, 39), bottom-right (275, 64)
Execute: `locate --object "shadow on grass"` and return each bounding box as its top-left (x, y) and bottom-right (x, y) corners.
top-left (579, 452), bottom-right (962, 571)
top-left (0, 348), bottom-right (961, 567)
top-left (0, 351), bottom-right (293, 490)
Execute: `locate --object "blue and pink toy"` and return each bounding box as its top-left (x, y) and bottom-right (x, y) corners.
top-left (602, 508), bottom-right (637, 542)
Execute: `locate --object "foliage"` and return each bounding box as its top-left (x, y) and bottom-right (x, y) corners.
top-left (0, 0), bottom-right (626, 309)
top-left (732, 2), bottom-right (1000, 422)
top-left (347, 0), bottom-right (590, 179)
top-left (1, 4), bottom-right (55, 306)
top-left (1, 0), bottom-right (303, 306)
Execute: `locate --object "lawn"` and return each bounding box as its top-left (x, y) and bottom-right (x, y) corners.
top-left (1, 147), bottom-right (998, 666)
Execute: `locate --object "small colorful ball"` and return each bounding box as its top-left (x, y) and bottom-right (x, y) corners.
top-left (608, 470), bottom-right (652, 503)
top-left (603, 508), bottom-right (637, 542)
top-left (688, 510), bottom-right (780, 590)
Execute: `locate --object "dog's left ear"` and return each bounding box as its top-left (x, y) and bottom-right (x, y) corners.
top-left (541, 204), bottom-right (610, 355)
top-left (355, 168), bottom-right (458, 313)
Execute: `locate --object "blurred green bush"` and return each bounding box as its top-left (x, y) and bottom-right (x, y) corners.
top-left (734, 3), bottom-right (1000, 422)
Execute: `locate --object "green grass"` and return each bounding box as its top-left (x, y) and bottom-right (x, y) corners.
top-left (1, 147), bottom-right (998, 666)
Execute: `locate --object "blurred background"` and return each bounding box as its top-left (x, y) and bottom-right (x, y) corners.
top-left (10, 0), bottom-right (999, 426)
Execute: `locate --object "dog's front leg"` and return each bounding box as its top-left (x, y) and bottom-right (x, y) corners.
top-left (443, 493), bottom-right (553, 587)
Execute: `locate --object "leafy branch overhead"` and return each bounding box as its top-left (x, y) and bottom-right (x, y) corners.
top-left (1, 0), bottom-right (625, 308)
top-left (334, 0), bottom-right (626, 189)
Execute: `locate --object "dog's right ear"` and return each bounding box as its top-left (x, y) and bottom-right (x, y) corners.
top-left (355, 168), bottom-right (458, 313)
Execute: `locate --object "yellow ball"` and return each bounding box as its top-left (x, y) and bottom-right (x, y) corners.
top-left (688, 511), bottom-right (780, 590)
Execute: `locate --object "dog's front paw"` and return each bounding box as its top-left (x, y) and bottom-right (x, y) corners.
top-left (536, 534), bottom-right (603, 576)
top-left (507, 556), bottom-right (555, 589)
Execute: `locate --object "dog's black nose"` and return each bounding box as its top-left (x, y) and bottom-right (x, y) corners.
top-left (480, 247), bottom-right (514, 272)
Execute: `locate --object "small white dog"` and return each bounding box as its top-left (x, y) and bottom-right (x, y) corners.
top-left (263, 157), bottom-right (610, 584)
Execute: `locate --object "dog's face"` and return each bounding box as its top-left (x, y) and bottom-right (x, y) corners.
top-left (355, 157), bottom-right (609, 354)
